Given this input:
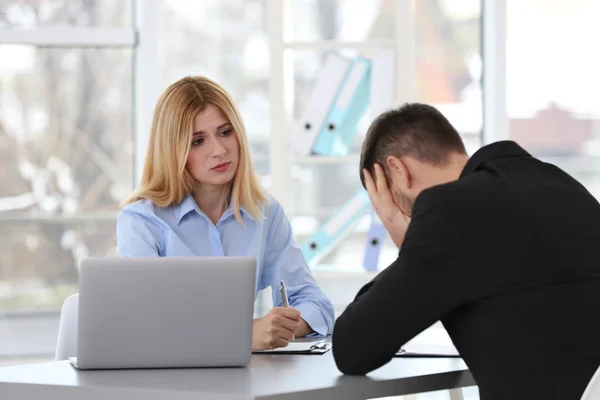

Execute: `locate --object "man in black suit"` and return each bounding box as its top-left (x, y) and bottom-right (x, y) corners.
top-left (332, 103), bottom-right (600, 399)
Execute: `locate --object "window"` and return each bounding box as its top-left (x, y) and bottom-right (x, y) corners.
top-left (287, 0), bottom-right (389, 42)
top-left (0, 0), bottom-right (131, 28)
top-left (506, 0), bottom-right (600, 198)
top-left (0, 46), bottom-right (133, 295)
top-left (416, 0), bottom-right (482, 153)
top-left (285, 0), bottom-right (482, 274)
top-left (0, 0), bottom-right (134, 361)
top-left (157, 0), bottom-right (270, 177)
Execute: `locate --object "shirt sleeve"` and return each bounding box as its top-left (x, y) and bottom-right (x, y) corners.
top-left (261, 199), bottom-right (335, 336)
top-left (332, 188), bottom-right (470, 374)
top-left (116, 207), bottom-right (164, 257)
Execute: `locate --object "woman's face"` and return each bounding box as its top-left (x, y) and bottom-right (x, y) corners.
top-left (186, 104), bottom-right (239, 189)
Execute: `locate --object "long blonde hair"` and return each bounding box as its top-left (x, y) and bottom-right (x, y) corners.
top-left (122, 76), bottom-right (268, 223)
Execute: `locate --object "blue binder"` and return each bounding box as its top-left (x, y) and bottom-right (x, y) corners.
top-left (301, 189), bottom-right (371, 267)
top-left (362, 209), bottom-right (386, 271)
top-left (311, 57), bottom-right (371, 156)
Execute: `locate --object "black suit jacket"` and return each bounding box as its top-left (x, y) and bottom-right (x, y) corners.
top-left (333, 141), bottom-right (600, 400)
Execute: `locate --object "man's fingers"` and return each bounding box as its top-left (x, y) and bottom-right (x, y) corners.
top-left (363, 168), bottom-right (377, 195)
top-left (373, 163), bottom-right (394, 204)
top-left (373, 163), bottom-right (387, 193)
top-left (373, 163), bottom-right (390, 196)
top-left (363, 168), bottom-right (382, 209)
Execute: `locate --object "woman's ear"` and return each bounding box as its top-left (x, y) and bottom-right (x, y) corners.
top-left (386, 155), bottom-right (412, 190)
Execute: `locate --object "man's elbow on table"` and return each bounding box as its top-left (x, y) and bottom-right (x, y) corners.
top-left (333, 349), bottom-right (370, 375)
top-left (332, 319), bottom-right (373, 375)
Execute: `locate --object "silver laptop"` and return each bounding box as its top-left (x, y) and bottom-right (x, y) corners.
top-left (70, 256), bottom-right (256, 370)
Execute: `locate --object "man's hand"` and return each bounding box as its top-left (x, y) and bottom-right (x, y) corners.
top-left (252, 307), bottom-right (301, 350)
top-left (363, 164), bottom-right (411, 248)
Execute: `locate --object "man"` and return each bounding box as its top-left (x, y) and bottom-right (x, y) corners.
top-left (332, 103), bottom-right (600, 399)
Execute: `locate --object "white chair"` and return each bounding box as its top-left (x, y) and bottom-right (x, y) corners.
top-left (581, 365), bottom-right (600, 400)
top-left (54, 293), bottom-right (79, 361)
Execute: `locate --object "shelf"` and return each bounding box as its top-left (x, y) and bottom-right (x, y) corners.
top-left (0, 212), bottom-right (120, 223)
top-left (289, 155), bottom-right (360, 164)
top-left (283, 40), bottom-right (395, 51)
top-left (0, 27), bottom-right (135, 46)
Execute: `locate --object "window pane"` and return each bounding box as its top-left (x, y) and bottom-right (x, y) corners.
top-left (416, 0), bottom-right (482, 153)
top-left (0, 46), bottom-right (133, 361)
top-left (0, 0), bottom-right (132, 28)
top-left (287, 1), bottom-right (482, 274)
top-left (290, 1), bottom-right (483, 151)
top-left (0, 219), bottom-right (117, 360)
top-left (507, 0), bottom-right (600, 198)
top-left (0, 46), bottom-right (134, 214)
top-left (158, 0), bottom-right (270, 177)
top-left (287, 0), bottom-right (393, 42)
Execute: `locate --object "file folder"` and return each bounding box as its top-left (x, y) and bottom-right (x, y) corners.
top-left (362, 209), bottom-right (386, 271)
top-left (301, 189), bottom-right (371, 267)
top-left (291, 52), bottom-right (352, 156)
top-left (311, 57), bottom-right (371, 156)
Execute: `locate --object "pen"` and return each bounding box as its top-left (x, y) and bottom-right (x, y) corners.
top-left (279, 280), bottom-right (294, 341)
top-left (279, 280), bottom-right (289, 307)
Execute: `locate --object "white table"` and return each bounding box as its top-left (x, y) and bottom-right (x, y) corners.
top-left (0, 351), bottom-right (474, 400)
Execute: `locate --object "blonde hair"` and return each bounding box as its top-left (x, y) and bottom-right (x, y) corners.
top-left (122, 76), bottom-right (268, 223)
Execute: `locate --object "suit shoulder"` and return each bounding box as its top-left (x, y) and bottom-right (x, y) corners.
top-left (414, 181), bottom-right (464, 209)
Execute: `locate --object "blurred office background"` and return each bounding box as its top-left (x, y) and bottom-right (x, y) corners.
top-left (0, 1), bottom-right (599, 397)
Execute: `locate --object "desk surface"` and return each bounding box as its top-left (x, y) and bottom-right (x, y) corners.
top-left (0, 351), bottom-right (474, 400)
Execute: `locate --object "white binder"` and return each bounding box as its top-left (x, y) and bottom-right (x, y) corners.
top-left (291, 53), bottom-right (352, 156)
top-left (311, 56), bottom-right (371, 156)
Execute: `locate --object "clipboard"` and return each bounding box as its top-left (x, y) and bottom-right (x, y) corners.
top-left (253, 340), bottom-right (331, 355)
top-left (395, 344), bottom-right (460, 358)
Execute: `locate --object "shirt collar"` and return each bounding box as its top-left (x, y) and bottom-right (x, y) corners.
top-left (460, 140), bottom-right (531, 178)
top-left (173, 193), bottom-right (252, 225)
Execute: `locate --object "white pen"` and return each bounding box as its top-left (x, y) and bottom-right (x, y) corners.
top-left (279, 280), bottom-right (294, 341)
top-left (279, 280), bottom-right (289, 307)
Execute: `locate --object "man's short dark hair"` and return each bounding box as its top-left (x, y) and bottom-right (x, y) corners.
top-left (359, 103), bottom-right (467, 188)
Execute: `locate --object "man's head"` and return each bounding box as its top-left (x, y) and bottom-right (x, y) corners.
top-left (360, 103), bottom-right (469, 216)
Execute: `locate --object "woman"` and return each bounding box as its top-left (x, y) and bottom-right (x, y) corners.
top-left (117, 76), bottom-right (334, 350)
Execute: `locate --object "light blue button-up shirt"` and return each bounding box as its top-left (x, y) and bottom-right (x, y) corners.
top-left (116, 193), bottom-right (334, 335)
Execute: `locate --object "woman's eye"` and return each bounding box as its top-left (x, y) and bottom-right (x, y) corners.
top-left (219, 129), bottom-right (232, 136)
top-left (192, 138), bottom-right (204, 146)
